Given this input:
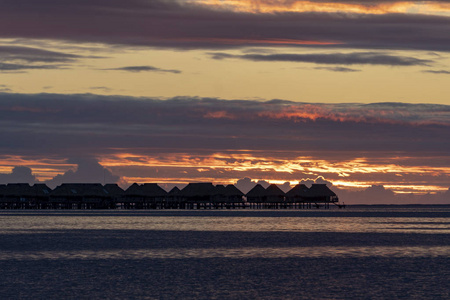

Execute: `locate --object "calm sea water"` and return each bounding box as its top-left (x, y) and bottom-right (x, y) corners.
top-left (1, 206), bottom-right (449, 299)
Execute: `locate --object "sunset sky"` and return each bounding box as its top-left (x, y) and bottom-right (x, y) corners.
top-left (0, 0), bottom-right (449, 202)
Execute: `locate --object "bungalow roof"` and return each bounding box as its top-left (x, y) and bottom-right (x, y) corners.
top-left (246, 184), bottom-right (267, 197)
top-left (125, 183), bottom-right (167, 197)
top-left (51, 183), bottom-right (108, 197)
top-left (168, 186), bottom-right (181, 195)
top-left (3, 183), bottom-right (33, 196)
top-left (214, 184), bottom-right (227, 196)
top-left (225, 184), bottom-right (244, 197)
top-left (307, 184), bottom-right (337, 198)
top-left (181, 183), bottom-right (216, 197)
top-left (103, 184), bottom-right (124, 196)
top-left (30, 184), bottom-right (52, 196)
top-left (125, 183), bottom-right (141, 195)
top-left (141, 183), bottom-right (167, 197)
top-left (265, 184), bottom-right (285, 196)
top-left (286, 184), bottom-right (309, 197)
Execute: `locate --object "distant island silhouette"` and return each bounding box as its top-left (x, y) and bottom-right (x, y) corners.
top-left (0, 182), bottom-right (341, 209)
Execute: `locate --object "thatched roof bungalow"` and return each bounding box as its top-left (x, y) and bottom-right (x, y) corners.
top-left (285, 184), bottom-right (309, 203)
top-left (166, 186), bottom-right (183, 205)
top-left (265, 184), bottom-right (285, 203)
top-left (50, 183), bottom-right (111, 208)
top-left (31, 184), bottom-right (52, 196)
top-left (2, 183), bottom-right (33, 201)
top-left (0, 183), bottom-right (52, 208)
top-left (104, 184), bottom-right (124, 197)
top-left (305, 184), bottom-right (338, 203)
top-left (246, 184), bottom-right (268, 203)
top-left (224, 184), bottom-right (244, 203)
top-left (180, 183), bottom-right (216, 203)
top-left (212, 184), bottom-right (228, 203)
top-left (124, 183), bottom-right (167, 205)
top-left (103, 184), bottom-right (124, 206)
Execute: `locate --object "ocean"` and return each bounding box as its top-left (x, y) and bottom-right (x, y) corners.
top-left (1, 206), bottom-right (449, 299)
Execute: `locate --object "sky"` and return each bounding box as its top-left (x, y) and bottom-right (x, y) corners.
top-left (0, 0), bottom-right (449, 203)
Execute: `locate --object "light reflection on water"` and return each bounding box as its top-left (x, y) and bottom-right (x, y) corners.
top-left (0, 208), bottom-right (449, 234)
top-left (1, 246), bottom-right (450, 261)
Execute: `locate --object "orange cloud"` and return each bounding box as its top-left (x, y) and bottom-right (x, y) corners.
top-left (204, 111), bottom-right (237, 119)
top-left (194, 0), bottom-right (427, 15)
top-left (97, 152), bottom-right (450, 194)
top-left (255, 104), bottom-right (450, 126)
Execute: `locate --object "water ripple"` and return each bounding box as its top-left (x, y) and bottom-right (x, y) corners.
top-left (1, 246), bottom-right (449, 261)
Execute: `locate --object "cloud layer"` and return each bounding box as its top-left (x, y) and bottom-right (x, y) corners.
top-left (0, 45), bottom-right (103, 72)
top-left (210, 52), bottom-right (432, 66)
top-left (0, 93), bottom-right (448, 195)
top-left (104, 66), bottom-right (182, 74)
top-left (1, 1), bottom-right (450, 51)
top-left (0, 93), bottom-right (448, 156)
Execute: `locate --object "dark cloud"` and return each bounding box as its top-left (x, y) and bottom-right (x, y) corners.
top-left (210, 52), bottom-right (432, 66)
top-left (422, 70), bottom-right (450, 74)
top-left (300, 176), bottom-right (334, 188)
top-left (315, 66), bottom-right (361, 72)
top-left (104, 66), bottom-right (181, 74)
top-left (0, 1), bottom-right (450, 51)
top-left (0, 93), bottom-right (448, 158)
top-left (0, 62), bottom-right (66, 72)
top-left (235, 178), bottom-right (291, 193)
top-left (0, 84), bottom-right (11, 92)
top-left (45, 158), bottom-right (121, 188)
top-left (278, 182), bottom-right (292, 193)
top-left (0, 45), bottom-right (104, 73)
top-left (89, 86), bottom-right (113, 92)
top-left (0, 46), bottom-right (83, 63)
top-left (0, 166), bottom-right (37, 184)
top-left (235, 177), bottom-right (258, 194)
top-left (257, 180), bottom-right (271, 189)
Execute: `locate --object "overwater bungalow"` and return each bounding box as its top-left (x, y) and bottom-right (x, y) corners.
top-left (0, 183), bottom-right (51, 209)
top-left (285, 184), bottom-right (309, 203)
top-left (166, 186), bottom-right (184, 209)
top-left (50, 183), bottom-right (111, 209)
top-left (306, 184), bottom-right (339, 203)
top-left (265, 184), bottom-right (286, 206)
top-left (209, 184), bottom-right (245, 208)
top-left (123, 183), bottom-right (167, 209)
top-left (225, 184), bottom-right (245, 204)
top-left (246, 184), bottom-right (286, 209)
top-left (180, 182), bottom-right (216, 208)
top-left (246, 184), bottom-right (268, 207)
top-left (103, 184), bottom-right (125, 209)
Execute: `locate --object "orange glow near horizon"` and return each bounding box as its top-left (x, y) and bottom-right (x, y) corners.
top-left (98, 152), bottom-right (450, 193)
top-left (0, 156), bottom-right (75, 181)
top-left (192, 0), bottom-right (450, 15)
top-left (0, 154), bottom-right (449, 194)
top-left (99, 152), bottom-right (450, 176)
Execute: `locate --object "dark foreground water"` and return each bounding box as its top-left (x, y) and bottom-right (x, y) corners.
top-left (1, 206), bottom-right (449, 299)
